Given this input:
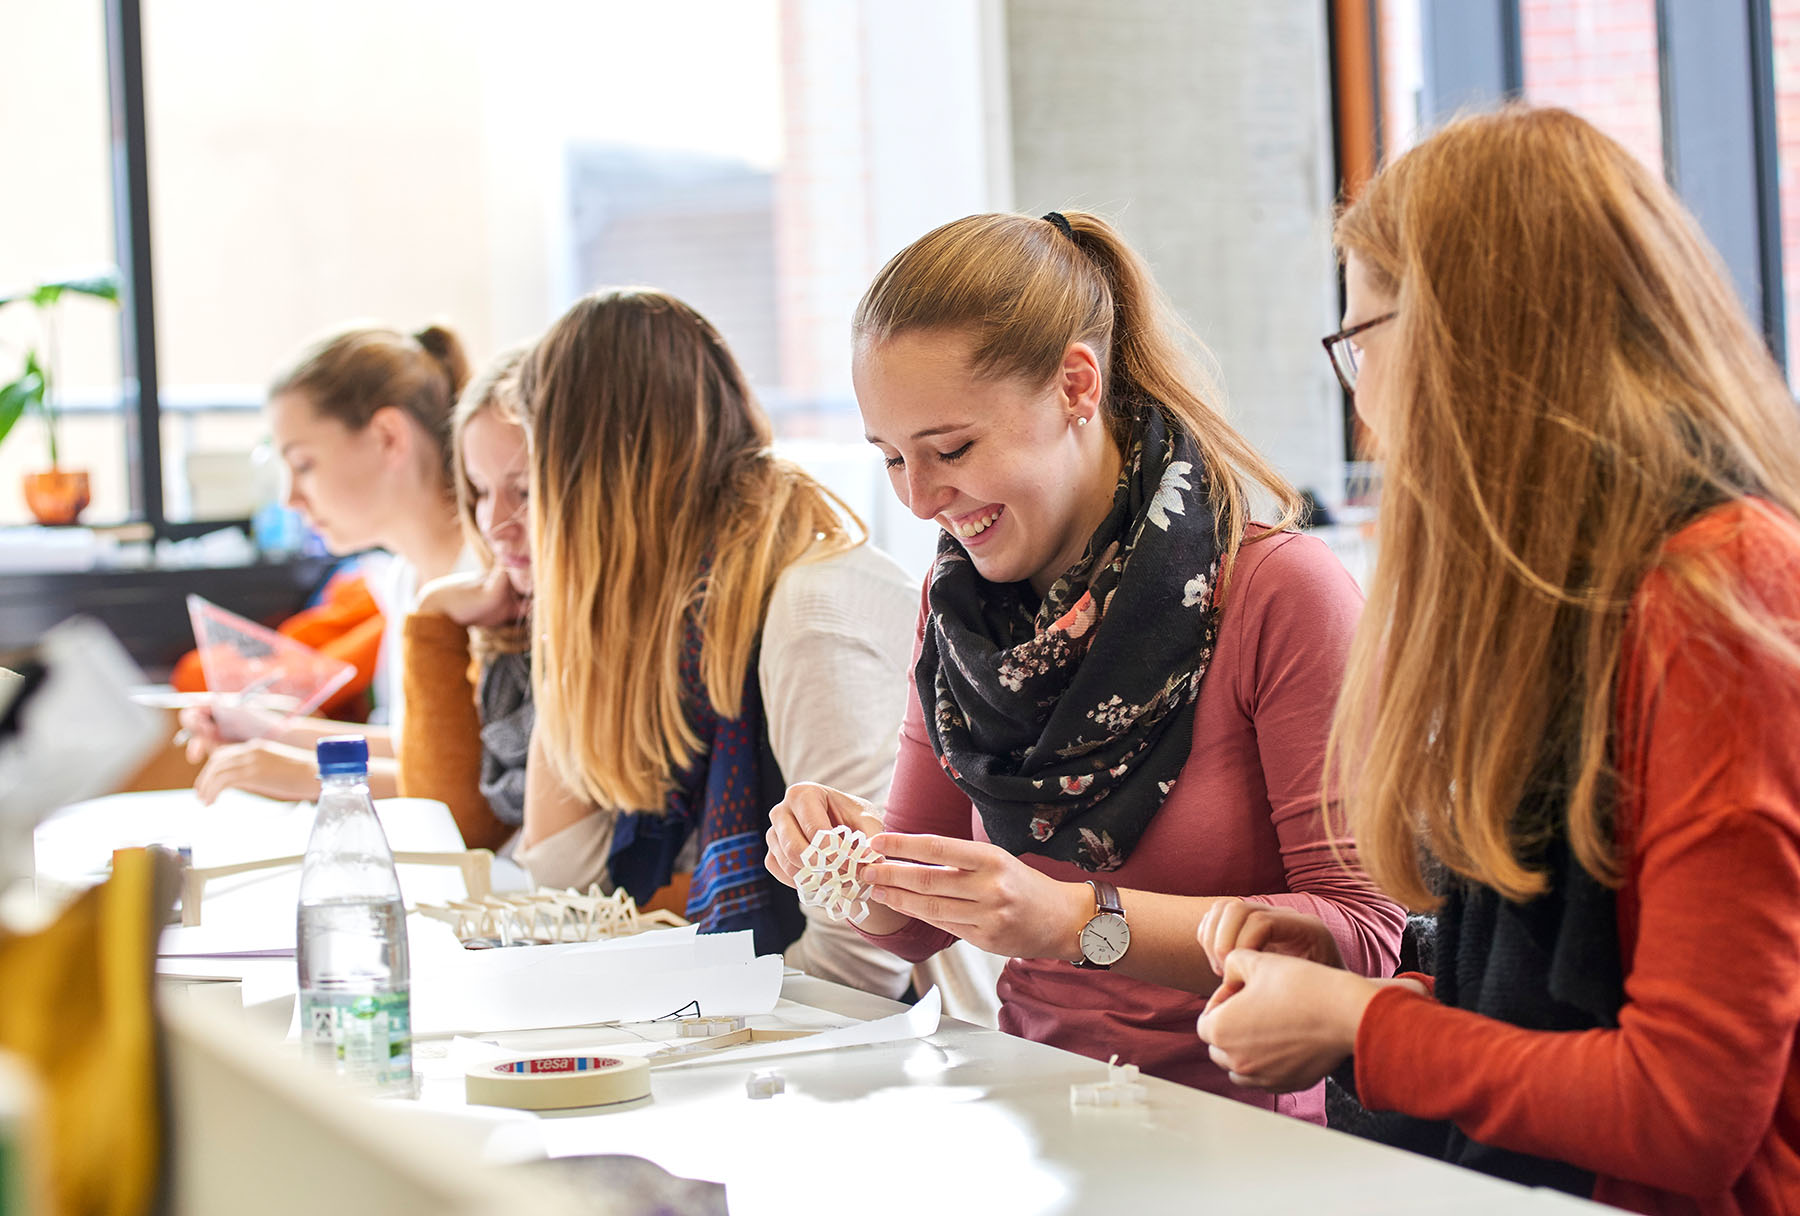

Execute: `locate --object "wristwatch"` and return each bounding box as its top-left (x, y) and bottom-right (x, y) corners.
top-left (1073, 879), bottom-right (1130, 969)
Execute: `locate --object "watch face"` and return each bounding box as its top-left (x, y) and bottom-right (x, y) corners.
top-left (1080, 912), bottom-right (1130, 966)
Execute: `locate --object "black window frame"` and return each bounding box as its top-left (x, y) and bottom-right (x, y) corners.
top-left (104, 0), bottom-right (250, 541)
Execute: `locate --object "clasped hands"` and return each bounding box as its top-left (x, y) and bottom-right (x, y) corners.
top-left (1196, 899), bottom-right (1431, 1093)
top-left (1190, 898), bottom-right (1375, 1092)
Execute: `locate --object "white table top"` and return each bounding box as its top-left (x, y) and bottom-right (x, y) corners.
top-left (70, 788), bottom-right (1600, 1214)
top-left (412, 974), bottom-right (1603, 1216)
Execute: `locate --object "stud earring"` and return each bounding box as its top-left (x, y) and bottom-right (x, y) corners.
top-left (1076, 415), bottom-right (1089, 427)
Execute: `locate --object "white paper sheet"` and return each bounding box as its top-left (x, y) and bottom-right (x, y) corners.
top-left (653, 985), bottom-right (941, 1069)
top-left (38, 789), bottom-right (478, 959)
top-left (156, 855), bottom-right (478, 957)
top-left (157, 956), bottom-right (298, 1007)
top-left (407, 919), bottom-right (785, 1037)
top-left (38, 789), bottom-right (466, 881)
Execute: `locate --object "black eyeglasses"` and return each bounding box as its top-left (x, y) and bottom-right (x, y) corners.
top-left (1322, 312), bottom-right (1397, 396)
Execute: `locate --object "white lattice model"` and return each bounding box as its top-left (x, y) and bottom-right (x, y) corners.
top-left (793, 825), bottom-right (882, 924)
top-left (418, 884), bottom-right (686, 947)
top-left (1069, 1055), bottom-right (1148, 1109)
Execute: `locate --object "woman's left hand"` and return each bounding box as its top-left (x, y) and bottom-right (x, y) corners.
top-left (1194, 949), bottom-right (1382, 1092)
top-left (194, 739), bottom-right (322, 806)
top-left (416, 567), bottom-right (524, 629)
top-left (863, 832), bottom-right (1091, 960)
top-left (1196, 897), bottom-right (1345, 976)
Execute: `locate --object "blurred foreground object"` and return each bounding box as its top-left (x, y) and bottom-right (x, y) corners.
top-left (0, 618), bottom-right (162, 900)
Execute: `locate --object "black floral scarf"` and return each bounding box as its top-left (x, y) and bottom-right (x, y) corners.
top-left (915, 407), bottom-right (1225, 871)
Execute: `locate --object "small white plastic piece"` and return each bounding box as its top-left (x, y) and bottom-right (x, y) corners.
top-left (1070, 1054), bottom-right (1147, 1109)
top-left (745, 1070), bottom-right (785, 1099)
top-left (677, 1015), bottom-right (747, 1038)
top-left (793, 826), bottom-right (883, 924)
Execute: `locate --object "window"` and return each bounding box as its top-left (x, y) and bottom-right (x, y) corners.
top-left (5, 1), bottom-right (997, 563)
top-left (130, 0), bottom-right (992, 567)
top-left (0, 2), bottom-right (126, 526)
top-left (1772, 0), bottom-right (1800, 389)
top-left (1519, 0), bottom-right (1662, 174)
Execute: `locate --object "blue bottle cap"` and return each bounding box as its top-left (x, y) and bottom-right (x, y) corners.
top-left (316, 734), bottom-right (369, 776)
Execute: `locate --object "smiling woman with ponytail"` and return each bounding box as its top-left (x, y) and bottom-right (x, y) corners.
top-left (764, 209), bottom-right (1404, 1119)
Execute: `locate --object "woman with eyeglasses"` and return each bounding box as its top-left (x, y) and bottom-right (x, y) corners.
top-left (764, 209), bottom-right (1404, 1117)
top-left (1197, 106), bottom-right (1800, 1212)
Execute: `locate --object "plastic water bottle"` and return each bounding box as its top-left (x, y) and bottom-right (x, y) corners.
top-left (296, 735), bottom-right (413, 1096)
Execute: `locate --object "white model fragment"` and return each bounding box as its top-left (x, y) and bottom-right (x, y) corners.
top-left (678, 1015), bottom-right (748, 1038)
top-left (1069, 1055), bottom-right (1147, 1109)
top-left (793, 825), bottom-right (882, 924)
top-left (417, 883), bottom-right (686, 946)
top-left (745, 1071), bottom-right (785, 1099)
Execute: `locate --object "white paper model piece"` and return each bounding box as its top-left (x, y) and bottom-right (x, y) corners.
top-left (678, 1015), bottom-right (748, 1038)
top-left (793, 826), bottom-right (882, 924)
top-left (745, 1071), bottom-right (785, 1099)
top-left (1069, 1055), bottom-right (1147, 1109)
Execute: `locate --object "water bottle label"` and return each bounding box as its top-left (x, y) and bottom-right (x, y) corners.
top-left (299, 989), bottom-right (413, 1092)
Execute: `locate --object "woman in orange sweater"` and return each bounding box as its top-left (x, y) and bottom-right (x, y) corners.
top-left (1195, 106), bottom-right (1800, 1214)
top-left (397, 347), bottom-right (533, 851)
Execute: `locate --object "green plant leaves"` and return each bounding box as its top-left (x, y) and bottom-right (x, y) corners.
top-left (0, 269), bottom-right (118, 466)
top-left (0, 268), bottom-right (121, 310)
top-left (0, 353), bottom-right (46, 452)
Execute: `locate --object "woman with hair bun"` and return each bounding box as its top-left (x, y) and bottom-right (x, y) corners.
top-left (183, 322), bottom-right (475, 804)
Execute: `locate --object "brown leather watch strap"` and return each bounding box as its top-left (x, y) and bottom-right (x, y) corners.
top-left (1072, 879), bottom-right (1129, 969)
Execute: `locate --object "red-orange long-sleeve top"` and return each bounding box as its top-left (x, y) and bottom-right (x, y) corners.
top-left (1356, 499), bottom-right (1800, 1216)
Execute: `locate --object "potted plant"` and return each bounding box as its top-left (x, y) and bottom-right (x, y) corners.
top-left (0, 269), bottom-right (121, 525)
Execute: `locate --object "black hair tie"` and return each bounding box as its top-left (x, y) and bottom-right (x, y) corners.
top-left (1042, 211), bottom-right (1075, 240)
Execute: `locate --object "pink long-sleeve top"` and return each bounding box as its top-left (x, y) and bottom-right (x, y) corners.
top-left (862, 530), bottom-right (1406, 1121)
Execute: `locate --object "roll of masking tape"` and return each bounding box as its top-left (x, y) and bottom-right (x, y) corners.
top-left (465, 1054), bottom-right (651, 1111)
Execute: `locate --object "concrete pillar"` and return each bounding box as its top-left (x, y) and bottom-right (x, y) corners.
top-left (1003, 0), bottom-right (1346, 507)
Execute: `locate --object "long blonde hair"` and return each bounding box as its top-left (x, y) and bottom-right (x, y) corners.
top-left (519, 288), bottom-right (863, 811)
top-left (853, 210), bottom-right (1302, 567)
top-left (1332, 105), bottom-right (1800, 908)
top-left (452, 344), bottom-right (531, 660)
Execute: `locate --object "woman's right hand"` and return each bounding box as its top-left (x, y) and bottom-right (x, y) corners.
top-left (1197, 898), bottom-right (1347, 977)
top-left (416, 567), bottom-right (524, 629)
top-left (766, 783), bottom-right (906, 936)
top-left (764, 782), bottom-right (885, 885)
top-left (178, 704), bottom-right (225, 763)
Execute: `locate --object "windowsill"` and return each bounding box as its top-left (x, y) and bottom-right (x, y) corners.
top-left (0, 552), bottom-right (338, 681)
top-left (0, 523), bottom-right (308, 576)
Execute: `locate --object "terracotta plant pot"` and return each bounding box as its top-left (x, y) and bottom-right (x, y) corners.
top-left (22, 468), bottom-right (90, 526)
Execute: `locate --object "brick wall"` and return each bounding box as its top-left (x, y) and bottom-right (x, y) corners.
top-left (1775, 0), bottom-right (1800, 382)
top-left (1520, 0), bottom-right (1662, 173)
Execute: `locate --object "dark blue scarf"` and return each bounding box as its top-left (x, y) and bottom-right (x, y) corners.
top-left (605, 619), bottom-right (804, 956)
